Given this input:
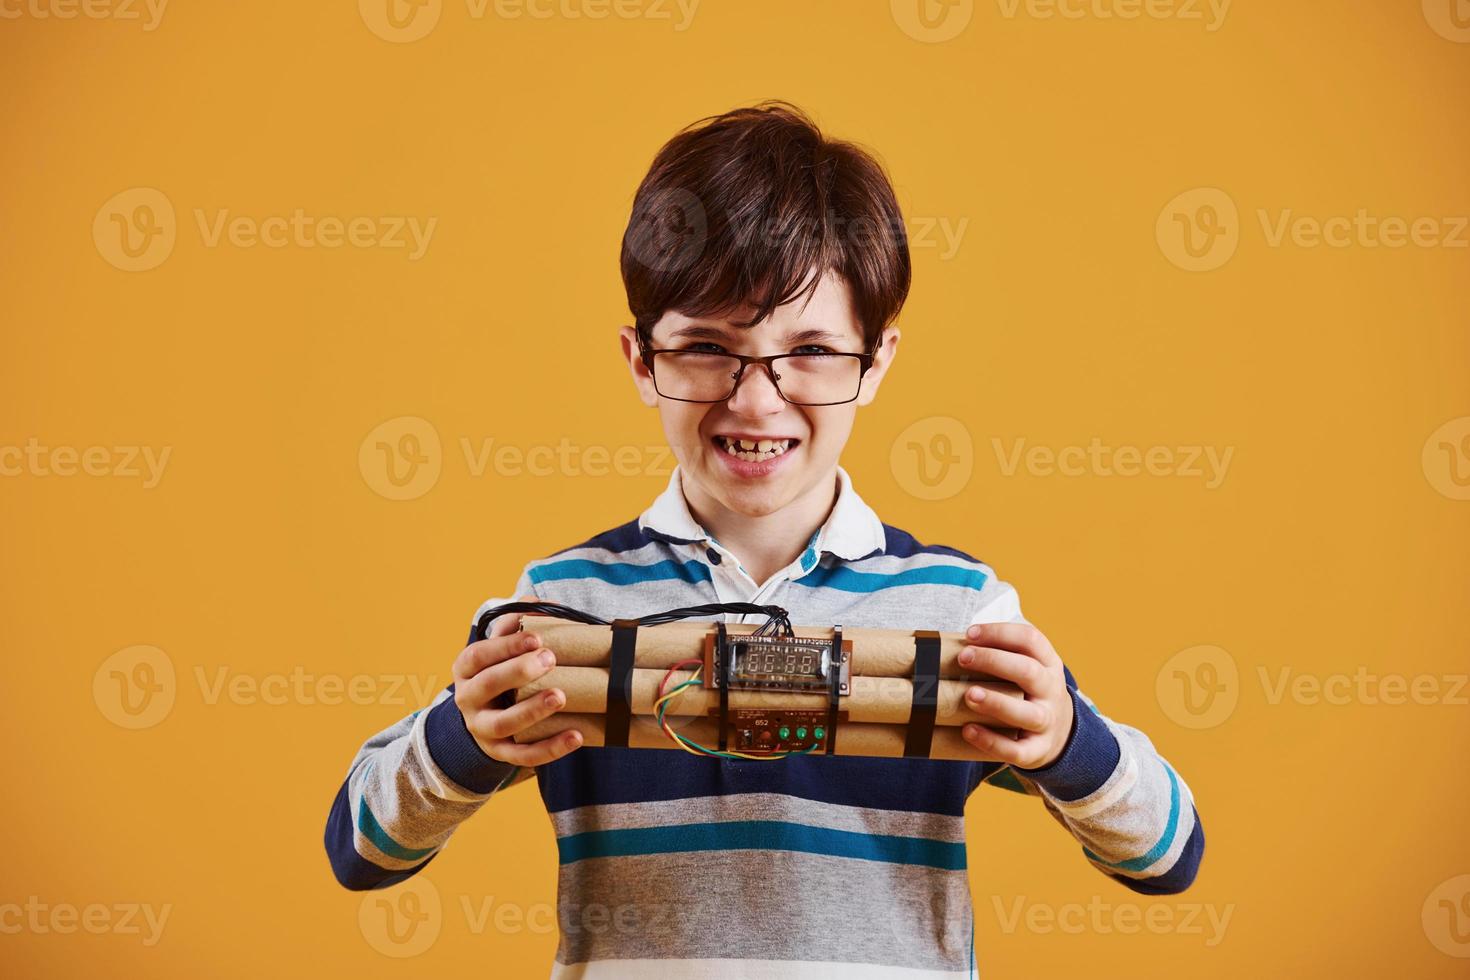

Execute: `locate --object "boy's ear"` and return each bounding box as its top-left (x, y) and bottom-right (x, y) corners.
top-left (619, 325), bottom-right (660, 408)
top-left (855, 326), bottom-right (901, 407)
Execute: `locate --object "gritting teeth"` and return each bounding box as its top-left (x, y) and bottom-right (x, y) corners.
top-left (717, 436), bottom-right (792, 461)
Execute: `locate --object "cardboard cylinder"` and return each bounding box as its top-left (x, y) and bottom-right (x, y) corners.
top-left (517, 665), bottom-right (1020, 727)
top-left (516, 712), bottom-right (999, 763)
top-left (517, 615), bottom-right (996, 680)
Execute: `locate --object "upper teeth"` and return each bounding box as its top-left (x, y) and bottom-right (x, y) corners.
top-left (719, 436), bottom-right (792, 459)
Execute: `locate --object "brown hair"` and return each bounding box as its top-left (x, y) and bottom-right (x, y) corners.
top-left (620, 101), bottom-right (911, 352)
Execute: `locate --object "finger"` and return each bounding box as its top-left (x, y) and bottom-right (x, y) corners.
top-left (470, 686), bottom-right (569, 741)
top-left (958, 645), bottom-right (1050, 696)
top-left (491, 728), bottom-right (584, 767)
top-left (454, 630), bottom-right (543, 683)
top-left (458, 646), bottom-right (557, 708)
top-left (961, 722), bottom-right (1029, 765)
top-left (963, 685), bottom-right (1049, 734)
top-left (964, 622), bottom-right (1060, 668)
top-left (487, 592), bottom-right (541, 639)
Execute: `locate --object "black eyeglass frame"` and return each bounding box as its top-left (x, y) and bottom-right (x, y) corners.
top-left (637, 345), bottom-right (878, 406)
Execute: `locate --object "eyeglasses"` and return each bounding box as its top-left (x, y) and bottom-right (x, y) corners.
top-left (639, 346), bottom-right (876, 406)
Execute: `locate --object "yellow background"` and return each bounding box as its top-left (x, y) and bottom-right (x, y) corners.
top-left (3, 0), bottom-right (1468, 976)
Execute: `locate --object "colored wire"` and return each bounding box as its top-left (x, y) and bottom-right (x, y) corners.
top-left (654, 657), bottom-right (816, 761)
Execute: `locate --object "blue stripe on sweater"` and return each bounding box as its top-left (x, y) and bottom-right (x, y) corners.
top-left (539, 747), bottom-right (980, 816)
top-left (557, 819), bottom-right (967, 870)
top-left (529, 557), bottom-right (712, 588)
top-left (1083, 760), bottom-right (1182, 873)
top-left (356, 773), bottom-right (436, 862)
top-left (794, 561), bottom-right (988, 594)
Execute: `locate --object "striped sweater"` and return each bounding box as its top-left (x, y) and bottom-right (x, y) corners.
top-left (324, 466), bottom-right (1205, 977)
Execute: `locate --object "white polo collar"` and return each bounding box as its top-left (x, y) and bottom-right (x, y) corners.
top-left (638, 464), bottom-right (886, 562)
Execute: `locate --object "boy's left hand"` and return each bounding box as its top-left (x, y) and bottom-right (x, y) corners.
top-left (957, 622), bottom-right (1075, 769)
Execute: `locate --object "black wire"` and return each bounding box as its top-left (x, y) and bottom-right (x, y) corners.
top-left (477, 599), bottom-right (793, 638)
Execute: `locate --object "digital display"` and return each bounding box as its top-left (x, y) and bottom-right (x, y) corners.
top-left (728, 637), bottom-right (830, 690)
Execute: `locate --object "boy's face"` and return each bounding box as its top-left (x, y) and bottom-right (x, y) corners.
top-left (620, 269), bottom-right (899, 521)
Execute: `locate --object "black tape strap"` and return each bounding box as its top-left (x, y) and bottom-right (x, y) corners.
top-left (604, 620), bottom-right (638, 748)
top-left (716, 622), bottom-right (730, 751)
top-left (904, 630), bottom-right (942, 758)
top-left (825, 625), bottom-right (843, 755)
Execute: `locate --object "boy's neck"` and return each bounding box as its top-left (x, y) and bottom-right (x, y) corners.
top-left (682, 468), bottom-right (841, 586)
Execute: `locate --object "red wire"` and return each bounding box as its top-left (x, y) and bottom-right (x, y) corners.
top-left (658, 657), bottom-right (705, 699)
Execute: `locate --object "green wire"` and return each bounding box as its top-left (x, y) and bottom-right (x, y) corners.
top-left (656, 676), bottom-right (820, 760)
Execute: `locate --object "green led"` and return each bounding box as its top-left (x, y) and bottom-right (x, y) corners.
top-left (813, 726), bottom-right (825, 740)
top-left (795, 726), bottom-right (808, 740)
top-left (778, 726), bottom-right (790, 739)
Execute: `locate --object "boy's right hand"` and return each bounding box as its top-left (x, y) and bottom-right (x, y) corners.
top-left (452, 595), bottom-right (585, 766)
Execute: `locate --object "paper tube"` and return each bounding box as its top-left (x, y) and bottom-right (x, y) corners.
top-left (516, 665), bottom-right (1021, 727)
top-left (517, 615), bottom-right (998, 679)
top-left (516, 712), bottom-right (998, 763)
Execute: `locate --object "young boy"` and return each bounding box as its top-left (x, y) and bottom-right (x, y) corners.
top-left (325, 101), bottom-right (1204, 978)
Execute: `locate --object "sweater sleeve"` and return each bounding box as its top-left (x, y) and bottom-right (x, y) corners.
top-left (323, 584), bottom-right (537, 891)
top-left (967, 575), bottom-right (1206, 895)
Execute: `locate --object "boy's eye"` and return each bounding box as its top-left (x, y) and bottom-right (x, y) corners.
top-left (792, 344), bottom-right (838, 356)
top-left (683, 342), bottom-right (727, 354)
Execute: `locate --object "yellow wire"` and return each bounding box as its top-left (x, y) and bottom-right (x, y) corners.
top-left (654, 666), bottom-right (809, 761)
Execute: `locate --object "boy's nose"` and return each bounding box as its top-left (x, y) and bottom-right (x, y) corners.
top-left (725, 361), bottom-right (786, 416)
